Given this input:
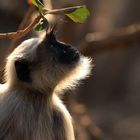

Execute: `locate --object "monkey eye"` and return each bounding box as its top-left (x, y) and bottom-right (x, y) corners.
top-left (50, 44), bottom-right (56, 50)
top-left (48, 44), bottom-right (59, 54)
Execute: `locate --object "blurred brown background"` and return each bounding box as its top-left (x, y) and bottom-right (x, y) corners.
top-left (0, 0), bottom-right (140, 140)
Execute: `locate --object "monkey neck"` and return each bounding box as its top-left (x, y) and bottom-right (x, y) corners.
top-left (2, 84), bottom-right (55, 114)
top-left (2, 83), bottom-right (56, 120)
top-left (7, 82), bottom-right (54, 97)
top-left (7, 85), bottom-right (55, 119)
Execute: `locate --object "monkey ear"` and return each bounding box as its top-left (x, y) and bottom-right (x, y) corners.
top-left (15, 59), bottom-right (31, 83)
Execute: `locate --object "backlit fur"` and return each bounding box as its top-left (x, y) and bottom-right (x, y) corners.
top-left (0, 28), bottom-right (92, 140)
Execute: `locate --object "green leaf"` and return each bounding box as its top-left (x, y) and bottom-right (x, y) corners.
top-left (38, 5), bottom-right (44, 14)
top-left (66, 7), bottom-right (90, 23)
top-left (35, 18), bottom-right (48, 31)
top-left (32, 0), bottom-right (44, 8)
top-left (32, 0), bottom-right (38, 7)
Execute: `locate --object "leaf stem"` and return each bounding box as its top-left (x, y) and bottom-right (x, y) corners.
top-left (44, 5), bottom-right (86, 15)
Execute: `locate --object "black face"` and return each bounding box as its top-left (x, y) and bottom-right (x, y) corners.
top-left (45, 32), bottom-right (80, 65)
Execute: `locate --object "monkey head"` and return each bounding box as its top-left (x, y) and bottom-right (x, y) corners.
top-left (4, 27), bottom-right (92, 94)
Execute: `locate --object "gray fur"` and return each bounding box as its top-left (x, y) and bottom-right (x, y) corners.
top-left (0, 90), bottom-right (67, 140)
top-left (0, 30), bottom-right (92, 140)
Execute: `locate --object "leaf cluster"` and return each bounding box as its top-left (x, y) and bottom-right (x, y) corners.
top-left (32, 0), bottom-right (90, 31)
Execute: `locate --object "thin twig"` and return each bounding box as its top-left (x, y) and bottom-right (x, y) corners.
top-left (44, 5), bottom-right (85, 14)
top-left (0, 5), bottom-right (85, 40)
top-left (0, 16), bottom-right (41, 40)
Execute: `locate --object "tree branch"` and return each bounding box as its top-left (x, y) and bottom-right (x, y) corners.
top-left (0, 16), bottom-right (41, 40)
top-left (80, 23), bottom-right (140, 55)
top-left (0, 5), bottom-right (85, 40)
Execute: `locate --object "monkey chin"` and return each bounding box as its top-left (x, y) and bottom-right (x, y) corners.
top-left (54, 55), bottom-right (93, 94)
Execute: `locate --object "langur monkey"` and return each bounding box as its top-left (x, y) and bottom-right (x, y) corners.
top-left (0, 27), bottom-right (92, 140)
